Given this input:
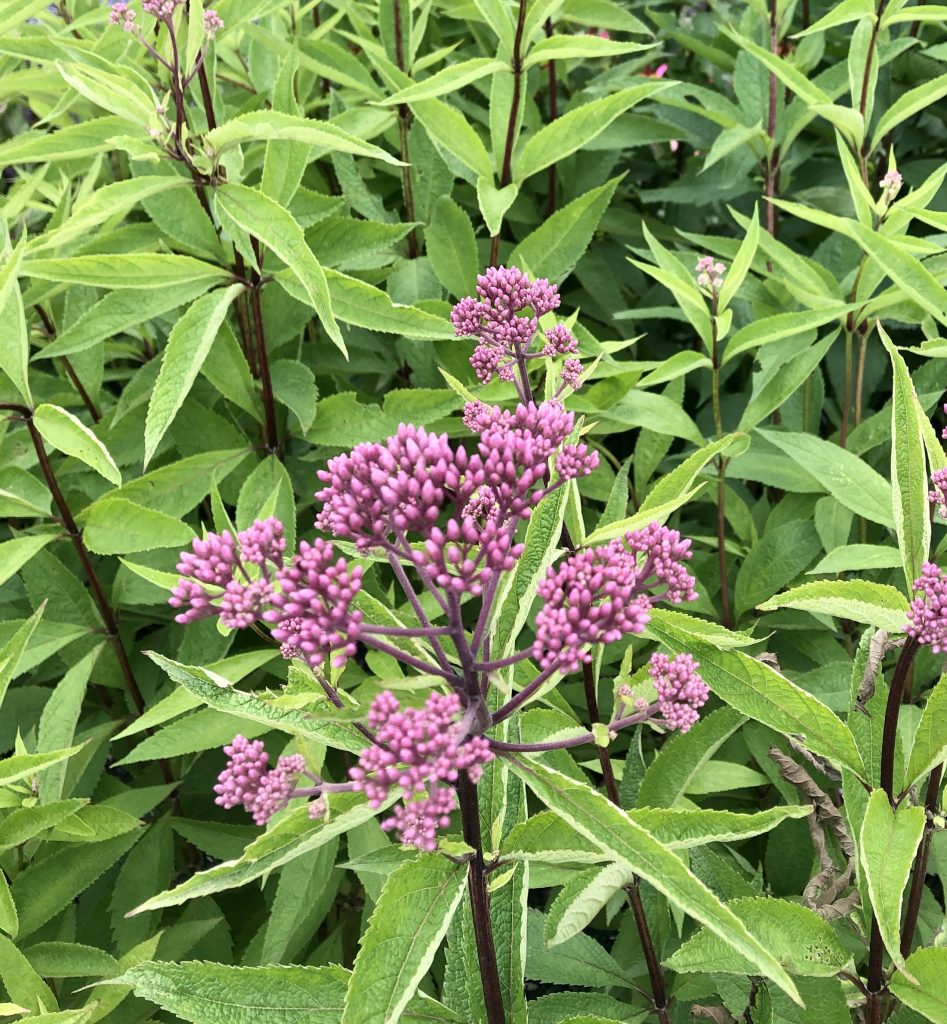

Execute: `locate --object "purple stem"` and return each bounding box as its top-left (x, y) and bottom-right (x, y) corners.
top-left (474, 650), bottom-right (532, 673)
top-left (490, 704), bottom-right (658, 752)
top-left (361, 635), bottom-right (456, 681)
top-left (491, 664), bottom-right (558, 725)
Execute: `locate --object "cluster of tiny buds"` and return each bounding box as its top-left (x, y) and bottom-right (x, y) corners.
top-left (906, 562), bottom-right (947, 654)
top-left (880, 169), bottom-right (903, 198)
top-left (929, 467), bottom-right (947, 519)
top-left (213, 736), bottom-right (310, 826)
top-left (695, 256), bottom-right (725, 291)
top-left (108, 0), bottom-right (223, 34)
top-left (648, 652), bottom-right (709, 733)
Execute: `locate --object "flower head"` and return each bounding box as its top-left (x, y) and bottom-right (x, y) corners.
top-left (880, 169), bottom-right (903, 199)
top-left (214, 738), bottom-right (311, 825)
top-left (142, 0), bottom-right (180, 17)
top-left (648, 652), bottom-right (708, 733)
top-left (930, 468), bottom-right (947, 519)
top-left (906, 563), bottom-right (947, 653)
top-left (644, 63), bottom-right (669, 78)
top-left (349, 691), bottom-right (494, 850)
top-left (204, 8), bottom-right (223, 34)
top-left (696, 255), bottom-right (725, 291)
top-left (533, 523), bottom-right (696, 674)
top-left (108, 1), bottom-right (136, 30)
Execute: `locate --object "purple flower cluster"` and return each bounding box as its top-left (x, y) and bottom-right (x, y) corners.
top-left (169, 517), bottom-right (285, 628)
top-left (929, 467), bottom-right (947, 519)
top-left (108, 0), bottom-right (223, 34)
top-left (108, 1), bottom-right (135, 30)
top-left (695, 256), bottom-right (725, 291)
top-left (534, 524), bottom-right (697, 674)
top-left (213, 736), bottom-right (308, 826)
top-left (648, 652), bottom-right (708, 733)
top-left (906, 563), bottom-right (947, 653)
top-left (451, 267), bottom-right (583, 389)
top-left (349, 691), bottom-right (494, 850)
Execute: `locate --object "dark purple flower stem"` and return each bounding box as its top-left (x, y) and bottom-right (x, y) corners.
top-left (491, 664), bottom-right (557, 725)
top-left (490, 0), bottom-right (528, 264)
top-left (764, 0), bottom-right (780, 243)
top-left (392, 0), bottom-right (419, 259)
top-left (709, 291), bottom-right (733, 630)
top-left (34, 306), bottom-right (101, 422)
top-left (900, 763), bottom-right (942, 957)
top-left (858, 0), bottom-right (888, 183)
top-left (361, 636), bottom-right (455, 680)
top-left (865, 636), bottom-right (921, 1019)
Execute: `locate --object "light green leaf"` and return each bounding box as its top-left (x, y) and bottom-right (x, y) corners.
top-left (0, 799), bottom-right (87, 852)
top-left (523, 35), bottom-right (651, 68)
top-left (859, 789), bottom-right (925, 974)
top-left (81, 498), bottom-right (194, 555)
top-left (343, 855), bottom-right (468, 1024)
top-left (758, 428), bottom-right (893, 527)
top-left (794, 0), bottom-right (875, 35)
top-left (872, 73), bottom-right (947, 148)
top-left (544, 863), bottom-right (631, 947)
top-left (758, 580), bottom-right (908, 632)
top-left (808, 544), bottom-right (902, 575)
top-left (216, 184), bottom-right (344, 354)
top-left (666, 897), bottom-right (848, 978)
top-left (0, 237), bottom-right (30, 403)
top-left (476, 178), bottom-right (518, 237)
top-left (582, 485), bottom-right (704, 546)
top-left (0, 871), bottom-right (15, 938)
top-left (514, 82), bottom-right (673, 183)
top-left (55, 62), bottom-right (156, 127)
top-left (382, 58), bottom-right (507, 104)
top-left (206, 110), bottom-right (402, 165)
top-left (0, 536), bottom-right (54, 590)
top-left (645, 618), bottom-right (865, 778)
top-left (0, 746), bottom-right (84, 788)
top-left (144, 284), bottom-right (243, 467)
top-left (738, 335), bottom-right (836, 432)
top-left (0, 603), bottom-right (45, 716)
top-left (507, 759), bottom-right (801, 1004)
top-left (410, 98), bottom-right (493, 181)
top-left (722, 305), bottom-right (854, 365)
top-left (733, 519), bottom-right (822, 619)
top-left (24, 254), bottom-right (230, 290)
top-left (890, 948), bottom-right (947, 1022)
top-left (32, 404), bottom-right (121, 486)
top-left (717, 205), bottom-right (759, 310)
top-left (426, 197), bottom-right (478, 299)
top-left (905, 671), bottom-right (947, 793)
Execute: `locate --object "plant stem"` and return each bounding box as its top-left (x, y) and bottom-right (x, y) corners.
top-left (764, 0), bottom-right (780, 245)
top-left (710, 302), bottom-right (733, 629)
top-left (581, 663), bottom-right (670, 1024)
top-left (840, 330), bottom-right (853, 448)
top-left (248, 261), bottom-right (280, 457)
top-left (392, 0), bottom-right (419, 259)
top-left (880, 637), bottom-right (919, 801)
top-left (457, 772), bottom-right (507, 1024)
top-left (490, 0), bottom-right (528, 264)
top-left (857, 0), bottom-right (888, 182)
top-left (900, 764), bottom-right (942, 956)
top-left (854, 322), bottom-right (871, 427)
top-left (544, 18), bottom-right (558, 218)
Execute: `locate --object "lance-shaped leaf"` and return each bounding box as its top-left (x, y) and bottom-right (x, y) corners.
top-left (130, 796), bottom-right (388, 914)
top-left (0, 604), bottom-right (45, 715)
top-left (757, 580), bottom-right (910, 633)
top-left (112, 961), bottom-right (461, 1024)
top-left (343, 854), bottom-right (468, 1024)
top-left (24, 254), bottom-right (230, 290)
top-left (145, 652), bottom-right (366, 753)
top-left (544, 863), bottom-right (631, 947)
top-left (904, 672), bottom-right (947, 792)
top-left (381, 58), bottom-right (507, 104)
top-left (0, 235), bottom-right (29, 404)
top-left (665, 897), bottom-right (848, 978)
top-left (32, 404), bottom-right (121, 485)
top-left (878, 326), bottom-right (930, 590)
top-left (645, 618), bottom-right (865, 778)
top-left (890, 948), bottom-right (947, 1022)
top-left (216, 184), bottom-right (344, 353)
top-left (507, 758), bottom-right (801, 1004)
top-left (0, 746), bottom-right (83, 787)
top-left (0, 536), bottom-right (54, 590)
top-left (143, 284), bottom-right (243, 467)
top-left (859, 789), bottom-right (925, 974)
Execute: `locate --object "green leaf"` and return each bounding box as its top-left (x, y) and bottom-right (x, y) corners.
top-left (0, 934), bottom-right (54, 1013)
top-left (717, 205), bottom-right (759, 310)
top-left (878, 327), bottom-right (930, 590)
top-left (523, 34), bottom-right (650, 68)
top-left (506, 758), bottom-right (801, 1004)
top-left (410, 98), bottom-right (493, 182)
top-left (905, 672), bottom-right (947, 792)
top-left (0, 799), bottom-right (87, 852)
top-left (37, 648), bottom-right (98, 803)
top-left (322, 270), bottom-right (452, 338)
top-left (32, 404), bottom-right (121, 486)
top-left (733, 519), bottom-right (822, 619)
top-left (737, 335), bottom-right (836, 432)
top-left (636, 707), bottom-right (746, 808)
top-left (758, 428), bottom-right (894, 527)
top-left (808, 544), bottom-right (902, 574)
top-left (476, 178), bottom-right (518, 237)
top-left (872, 73), bottom-right (947, 148)
top-left (641, 433), bottom-right (748, 512)
top-left (0, 871), bottom-right (15, 938)
top-left (758, 580), bottom-right (909, 632)
top-left (0, 745), bottom-right (83, 787)
top-left (627, 805), bottom-right (812, 848)
top-left (890, 948), bottom-right (947, 1022)
top-left (794, 0), bottom-right (875, 35)
top-left (55, 61), bottom-right (156, 127)
top-left (544, 863), bottom-right (631, 947)
top-left (143, 284), bottom-right (243, 467)
top-left (131, 795), bottom-right (387, 914)
top-left (205, 111), bottom-right (403, 165)
top-left (0, 536), bottom-right (54, 590)
top-left (216, 184), bottom-right (344, 354)
top-left (0, 604), bottom-right (46, 715)
top-left (81, 498), bottom-right (194, 555)
top-left (426, 197), bottom-right (478, 299)
top-left (859, 789), bottom-right (925, 974)
top-left (724, 28), bottom-right (831, 107)
top-left (645, 618), bottom-right (865, 778)
top-left (722, 306), bottom-right (854, 365)
top-left (382, 58), bottom-right (508, 104)
top-left (514, 82), bottom-right (673, 183)
top-left (0, 237), bottom-right (30, 404)
top-left (24, 943), bottom-right (119, 979)
top-left (665, 897), bottom-right (848, 978)
top-left (526, 908), bottom-right (636, 990)
top-left (343, 855), bottom-right (468, 1024)
top-left (144, 652), bottom-right (366, 753)
top-left (24, 255), bottom-right (230, 290)
top-left (510, 178), bottom-right (621, 283)
top-left (0, 116), bottom-right (127, 164)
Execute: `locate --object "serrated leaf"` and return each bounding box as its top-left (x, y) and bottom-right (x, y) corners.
top-left (0, 536), bottom-right (54, 590)
top-left (758, 580), bottom-right (909, 632)
top-left (722, 306), bottom-right (854, 365)
top-left (544, 863), bottom-right (631, 947)
top-left (890, 948), bottom-right (947, 1022)
top-left (860, 789), bottom-right (925, 974)
top-left (382, 58), bottom-right (508, 104)
top-left (82, 498), bottom-right (194, 555)
top-left (24, 254), bottom-right (230, 290)
top-left (342, 854), bottom-right (468, 1024)
top-left (144, 284), bottom-right (243, 467)
top-left (0, 745), bottom-right (84, 787)
top-left (426, 197), bottom-right (478, 299)
top-left (507, 759), bottom-right (801, 1003)
top-left (32, 404), bottom-right (121, 485)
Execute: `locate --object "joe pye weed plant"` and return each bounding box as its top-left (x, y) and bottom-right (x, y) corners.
top-left (3, 0), bottom-right (947, 1023)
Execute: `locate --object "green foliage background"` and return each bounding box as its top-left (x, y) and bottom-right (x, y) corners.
top-left (2, 0), bottom-right (947, 1021)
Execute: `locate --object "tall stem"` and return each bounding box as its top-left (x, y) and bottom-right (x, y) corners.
top-left (581, 663), bottom-right (670, 1023)
top-left (457, 772), bottom-right (507, 1024)
top-left (34, 307), bottom-right (101, 422)
top-left (248, 260), bottom-right (280, 457)
top-left (764, 0), bottom-right (780, 244)
top-left (392, 0), bottom-right (419, 258)
top-left (710, 306), bottom-right (733, 629)
top-left (857, 0), bottom-right (888, 182)
top-left (900, 764), bottom-right (942, 956)
top-left (544, 18), bottom-right (558, 218)
top-left (490, 0), bottom-right (528, 264)
top-left (840, 331), bottom-right (853, 448)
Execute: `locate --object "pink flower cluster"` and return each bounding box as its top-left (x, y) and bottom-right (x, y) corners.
top-left (213, 736), bottom-right (308, 826)
top-left (534, 524), bottom-right (697, 674)
top-left (108, 0), bottom-right (222, 33)
top-left (929, 467), bottom-right (947, 519)
top-left (880, 170), bottom-right (903, 198)
top-left (314, 400), bottom-right (596, 595)
top-left (451, 267), bottom-right (581, 389)
top-left (169, 517), bottom-right (285, 629)
top-left (349, 691), bottom-right (494, 850)
top-left (696, 256), bottom-right (725, 291)
top-left (648, 652), bottom-right (708, 733)
top-left (108, 1), bottom-right (135, 30)
top-left (906, 563), bottom-right (947, 653)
